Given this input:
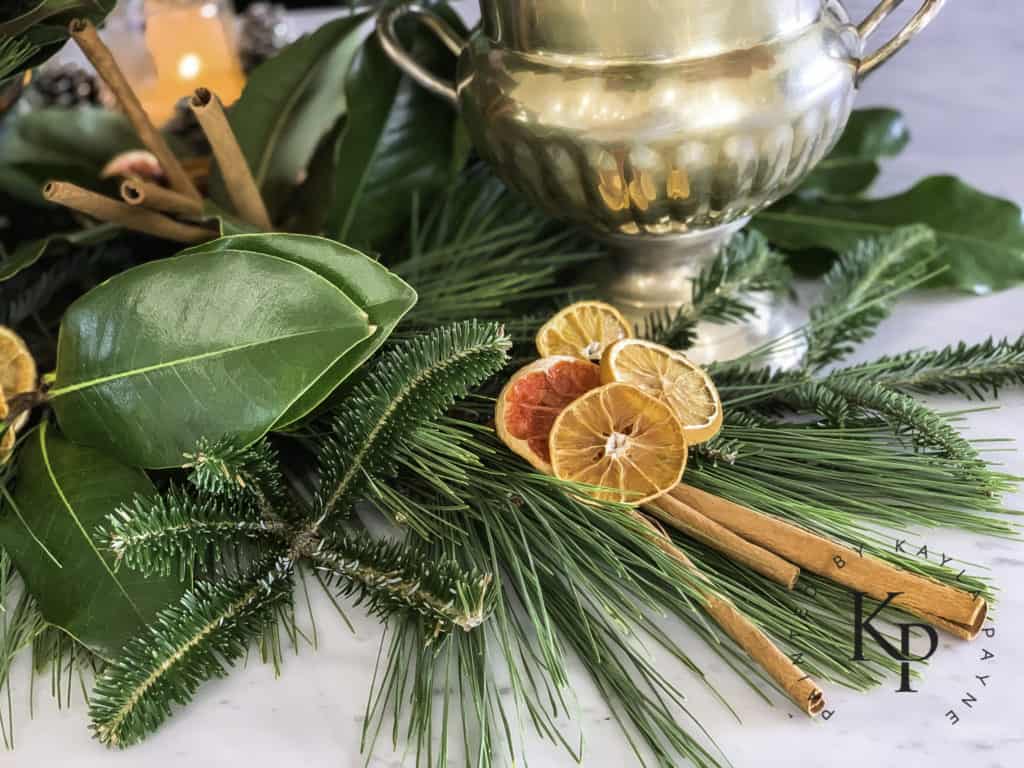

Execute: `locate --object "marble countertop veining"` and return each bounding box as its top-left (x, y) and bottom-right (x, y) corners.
top-left (4, 2), bottom-right (1023, 767)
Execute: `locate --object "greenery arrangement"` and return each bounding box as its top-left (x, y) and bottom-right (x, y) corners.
top-left (0, 4), bottom-right (1022, 766)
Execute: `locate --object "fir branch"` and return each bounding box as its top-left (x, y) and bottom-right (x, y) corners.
top-left (103, 486), bottom-right (289, 580)
top-left (639, 231), bottom-right (791, 348)
top-left (836, 335), bottom-right (1024, 399)
top-left (804, 225), bottom-right (936, 369)
top-left (811, 377), bottom-right (981, 464)
top-left (183, 437), bottom-right (287, 512)
top-left (314, 320), bottom-right (511, 522)
top-left (310, 531), bottom-right (493, 639)
top-left (89, 559), bottom-right (293, 748)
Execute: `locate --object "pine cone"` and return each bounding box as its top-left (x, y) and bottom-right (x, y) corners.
top-left (24, 64), bottom-right (102, 109)
top-left (164, 97), bottom-right (211, 156)
top-left (239, 3), bottom-right (292, 73)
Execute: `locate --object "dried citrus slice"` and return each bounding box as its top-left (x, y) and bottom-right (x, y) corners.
top-left (0, 326), bottom-right (36, 401)
top-left (549, 382), bottom-right (687, 505)
top-left (0, 385), bottom-right (11, 464)
top-left (601, 338), bottom-right (723, 445)
top-left (495, 356), bottom-right (601, 471)
top-left (536, 301), bottom-right (632, 362)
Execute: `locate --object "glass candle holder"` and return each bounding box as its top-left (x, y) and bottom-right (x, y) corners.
top-left (104, 0), bottom-right (246, 125)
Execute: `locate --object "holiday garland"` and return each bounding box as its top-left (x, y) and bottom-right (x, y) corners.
top-left (0, 5), bottom-right (1022, 767)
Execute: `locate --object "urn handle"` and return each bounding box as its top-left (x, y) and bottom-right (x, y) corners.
top-left (376, 4), bottom-right (466, 106)
top-left (856, 0), bottom-right (946, 83)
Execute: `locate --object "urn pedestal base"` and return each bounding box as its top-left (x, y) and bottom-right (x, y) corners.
top-left (602, 220), bottom-right (804, 367)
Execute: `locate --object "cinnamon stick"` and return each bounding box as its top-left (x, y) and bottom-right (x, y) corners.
top-left (189, 88), bottom-right (272, 230)
top-left (671, 484), bottom-right (987, 640)
top-left (44, 182), bottom-right (212, 244)
top-left (633, 513), bottom-right (824, 716)
top-left (647, 494), bottom-right (800, 589)
top-left (69, 19), bottom-right (200, 203)
top-left (121, 178), bottom-right (204, 217)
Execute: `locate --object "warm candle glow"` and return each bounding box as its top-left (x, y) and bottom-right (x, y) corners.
top-left (130, 1), bottom-right (245, 125)
top-left (177, 53), bottom-right (202, 80)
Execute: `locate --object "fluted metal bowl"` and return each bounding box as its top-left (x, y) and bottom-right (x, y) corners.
top-left (379, 0), bottom-right (945, 317)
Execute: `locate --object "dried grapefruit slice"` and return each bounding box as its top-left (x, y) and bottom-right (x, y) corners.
top-left (495, 356), bottom-right (602, 471)
top-left (601, 338), bottom-right (723, 445)
top-left (535, 301), bottom-right (631, 362)
top-left (549, 382), bottom-right (687, 505)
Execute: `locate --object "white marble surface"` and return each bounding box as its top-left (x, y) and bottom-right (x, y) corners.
top-left (5, 2), bottom-right (1024, 767)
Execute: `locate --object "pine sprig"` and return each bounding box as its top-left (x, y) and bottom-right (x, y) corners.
top-left (89, 559), bottom-right (293, 748)
top-left (314, 320), bottom-right (511, 522)
top-left (639, 231), bottom-right (791, 348)
top-left (805, 224), bottom-right (936, 369)
top-left (103, 486), bottom-right (289, 580)
top-left (838, 335), bottom-right (1024, 399)
top-left (396, 172), bottom-right (598, 326)
top-left (311, 532), bottom-right (493, 639)
top-left (0, 37), bottom-right (37, 82)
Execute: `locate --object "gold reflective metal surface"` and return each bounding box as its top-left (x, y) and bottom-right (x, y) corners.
top-left (378, 0), bottom-right (946, 317)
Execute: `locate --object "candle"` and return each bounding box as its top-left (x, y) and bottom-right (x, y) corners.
top-left (114, 1), bottom-right (246, 126)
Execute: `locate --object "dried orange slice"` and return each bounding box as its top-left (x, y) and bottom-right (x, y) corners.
top-left (536, 301), bottom-right (632, 362)
top-left (549, 382), bottom-right (687, 505)
top-left (0, 327), bottom-right (36, 402)
top-left (601, 339), bottom-right (723, 445)
top-left (0, 385), bottom-right (12, 464)
top-left (495, 356), bottom-right (601, 471)
top-left (0, 327), bottom-right (36, 465)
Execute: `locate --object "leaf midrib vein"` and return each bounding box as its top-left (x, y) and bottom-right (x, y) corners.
top-left (38, 422), bottom-right (145, 622)
top-left (49, 327), bottom-right (347, 398)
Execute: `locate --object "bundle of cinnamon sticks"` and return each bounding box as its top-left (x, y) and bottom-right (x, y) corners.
top-left (44, 20), bottom-right (273, 242)
top-left (631, 481), bottom-right (987, 718)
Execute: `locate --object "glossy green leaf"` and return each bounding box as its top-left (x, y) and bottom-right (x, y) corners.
top-left (200, 200), bottom-right (261, 237)
top-left (0, 223), bottom-right (120, 282)
top-left (797, 108), bottom-right (910, 197)
top-left (50, 250), bottom-right (373, 467)
top-left (280, 117), bottom-right (345, 235)
top-left (209, 13), bottom-right (370, 221)
top-left (327, 10), bottom-right (463, 248)
top-left (0, 107), bottom-right (141, 205)
top-left (0, 423), bottom-right (184, 656)
top-left (182, 233), bottom-right (417, 426)
top-left (755, 176), bottom-right (1024, 294)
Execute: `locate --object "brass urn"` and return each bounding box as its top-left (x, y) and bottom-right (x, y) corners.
top-left (378, 0), bottom-right (945, 323)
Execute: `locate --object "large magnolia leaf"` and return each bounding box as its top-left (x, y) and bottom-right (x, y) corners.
top-left (209, 13), bottom-right (370, 222)
top-left (182, 233), bottom-right (417, 426)
top-left (797, 108), bottom-right (910, 197)
top-left (327, 9), bottom-right (463, 248)
top-left (50, 250), bottom-right (373, 467)
top-left (0, 423), bottom-right (184, 656)
top-left (755, 176), bottom-right (1024, 294)
top-left (0, 107), bottom-right (141, 205)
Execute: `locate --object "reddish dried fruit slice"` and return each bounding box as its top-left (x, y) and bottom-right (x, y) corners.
top-left (495, 356), bottom-right (601, 471)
